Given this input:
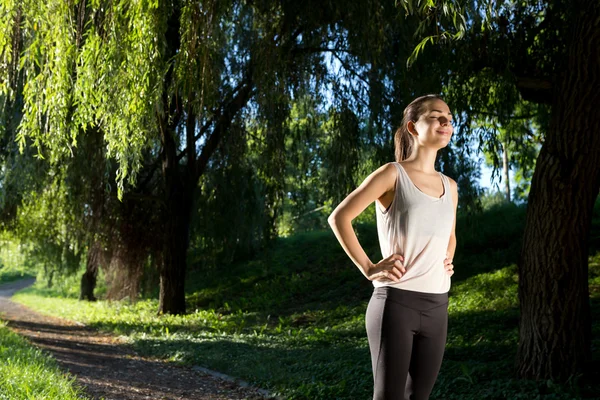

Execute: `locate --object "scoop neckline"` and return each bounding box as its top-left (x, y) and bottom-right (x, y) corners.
top-left (396, 162), bottom-right (446, 201)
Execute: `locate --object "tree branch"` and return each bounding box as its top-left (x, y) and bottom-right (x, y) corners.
top-left (515, 77), bottom-right (553, 105)
top-left (177, 70), bottom-right (255, 181)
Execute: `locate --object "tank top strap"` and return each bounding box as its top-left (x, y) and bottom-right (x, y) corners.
top-left (439, 172), bottom-right (451, 201)
top-left (393, 162), bottom-right (414, 195)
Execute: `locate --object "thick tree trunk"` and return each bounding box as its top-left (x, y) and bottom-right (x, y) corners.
top-left (158, 176), bottom-right (192, 315)
top-left (517, 2), bottom-right (600, 380)
top-left (158, 102), bottom-right (194, 315)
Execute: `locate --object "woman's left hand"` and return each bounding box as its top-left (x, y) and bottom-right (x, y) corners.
top-left (443, 253), bottom-right (454, 276)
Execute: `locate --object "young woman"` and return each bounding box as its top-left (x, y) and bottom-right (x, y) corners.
top-left (327, 94), bottom-right (458, 400)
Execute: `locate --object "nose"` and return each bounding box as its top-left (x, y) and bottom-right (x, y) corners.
top-left (439, 116), bottom-right (451, 126)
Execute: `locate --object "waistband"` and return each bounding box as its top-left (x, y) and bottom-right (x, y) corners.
top-left (372, 286), bottom-right (448, 311)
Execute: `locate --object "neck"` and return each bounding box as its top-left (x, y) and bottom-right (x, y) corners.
top-left (403, 146), bottom-right (439, 173)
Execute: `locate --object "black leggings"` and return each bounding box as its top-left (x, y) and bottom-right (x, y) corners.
top-left (365, 287), bottom-right (449, 400)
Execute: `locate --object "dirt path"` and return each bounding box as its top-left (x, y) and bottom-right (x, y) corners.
top-left (0, 279), bottom-right (272, 400)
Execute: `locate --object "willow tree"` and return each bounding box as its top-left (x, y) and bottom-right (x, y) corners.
top-left (402, 0), bottom-right (600, 381)
top-left (3, 0), bottom-right (439, 314)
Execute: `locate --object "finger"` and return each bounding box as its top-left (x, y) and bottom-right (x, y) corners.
top-left (385, 265), bottom-right (403, 280)
top-left (381, 270), bottom-right (399, 282)
top-left (389, 253), bottom-right (404, 262)
top-left (393, 260), bottom-right (406, 274)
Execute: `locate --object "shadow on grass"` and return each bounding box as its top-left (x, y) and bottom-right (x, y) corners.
top-left (132, 336), bottom-right (374, 400)
top-left (83, 303), bottom-right (598, 399)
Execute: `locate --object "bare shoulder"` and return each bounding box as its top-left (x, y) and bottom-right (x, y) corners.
top-left (367, 162), bottom-right (398, 192)
top-left (446, 176), bottom-right (458, 189)
top-left (378, 161), bottom-right (399, 177)
top-left (329, 162), bottom-right (398, 221)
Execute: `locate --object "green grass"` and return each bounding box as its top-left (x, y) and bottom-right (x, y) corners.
top-left (0, 323), bottom-right (88, 399)
top-left (11, 201), bottom-right (600, 399)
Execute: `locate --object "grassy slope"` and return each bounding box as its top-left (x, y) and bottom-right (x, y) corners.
top-left (13, 201), bottom-right (600, 399)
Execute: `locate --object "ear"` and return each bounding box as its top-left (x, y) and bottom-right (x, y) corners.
top-left (407, 120), bottom-right (418, 136)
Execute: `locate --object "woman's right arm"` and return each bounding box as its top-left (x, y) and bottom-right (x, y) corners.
top-left (327, 163), bottom-right (406, 282)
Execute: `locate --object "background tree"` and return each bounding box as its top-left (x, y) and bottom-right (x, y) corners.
top-left (479, 100), bottom-right (545, 202)
top-left (3, 0), bottom-right (484, 315)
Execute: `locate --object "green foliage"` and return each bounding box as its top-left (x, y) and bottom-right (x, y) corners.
top-left (16, 167), bottom-right (84, 283)
top-left (13, 0), bottom-right (165, 197)
top-left (191, 124), bottom-right (271, 266)
top-left (13, 203), bottom-right (600, 399)
top-left (400, 0), bottom-right (468, 60)
top-left (0, 323), bottom-right (88, 399)
top-left (0, 0), bottom-right (19, 103)
top-left (0, 232), bottom-right (36, 283)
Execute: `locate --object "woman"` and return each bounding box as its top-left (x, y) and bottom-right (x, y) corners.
top-left (327, 94), bottom-right (458, 400)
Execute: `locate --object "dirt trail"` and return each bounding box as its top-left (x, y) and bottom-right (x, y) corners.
top-left (0, 279), bottom-right (271, 400)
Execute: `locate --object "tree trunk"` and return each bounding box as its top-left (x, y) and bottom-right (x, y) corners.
top-left (158, 177), bottom-right (192, 315)
top-left (158, 107), bottom-right (194, 314)
top-left (517, 2), bottom-right (600, 380)
top-left (79, 242), bottom-right (98, 301)
top-left (502, 139), bottom-right (511, 202)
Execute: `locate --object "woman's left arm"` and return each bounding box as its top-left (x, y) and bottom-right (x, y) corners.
top-left (444, 178), bottom-right (459, 275)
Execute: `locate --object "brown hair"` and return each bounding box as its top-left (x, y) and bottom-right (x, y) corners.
top-left (394, 94), bottom-right (443, 162)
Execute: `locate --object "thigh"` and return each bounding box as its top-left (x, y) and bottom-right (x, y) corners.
top-left (366, 295), bottom-right (419, 400)
top-left (408, 302), bottom-right (448, 400)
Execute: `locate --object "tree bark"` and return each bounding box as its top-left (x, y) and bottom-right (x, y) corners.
top-left (517, 2), bottom-right (600, 380)
top-left (158, 170), bottom-right (191, 315)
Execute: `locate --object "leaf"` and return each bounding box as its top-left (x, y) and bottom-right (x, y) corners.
top-left (406, 35), bottom-right (435, 68)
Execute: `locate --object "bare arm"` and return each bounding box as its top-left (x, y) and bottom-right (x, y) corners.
top-left (444, 177), bottom-right (459, 275)
top-left (327, 163), bottom-right (405, 282)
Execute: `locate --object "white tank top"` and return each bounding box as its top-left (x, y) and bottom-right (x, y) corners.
top-left (374, 162), bottom-right (454, 293)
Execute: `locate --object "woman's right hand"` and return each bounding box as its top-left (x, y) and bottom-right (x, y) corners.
top-left (367, 254), bottom-right (406, 282)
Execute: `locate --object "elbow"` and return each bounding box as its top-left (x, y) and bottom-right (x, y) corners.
top-left (327, 212), bottom-right (337, 228)
top-left (328, 208), bottom-right (345, 228)
top-left (328, 210), bottom-right (351, 229)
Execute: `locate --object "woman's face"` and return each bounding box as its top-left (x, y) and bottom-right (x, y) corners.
top-left (410, 99), bottom-right (454, 148)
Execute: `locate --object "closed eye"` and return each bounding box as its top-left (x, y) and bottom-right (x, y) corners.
top-left (430, 116), bottom-right (454, 125)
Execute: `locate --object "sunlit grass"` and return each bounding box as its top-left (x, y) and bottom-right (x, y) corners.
top-left (449, 264), bottom-right (519, 313)
top-left (0, 323), bottom-right (88, 400)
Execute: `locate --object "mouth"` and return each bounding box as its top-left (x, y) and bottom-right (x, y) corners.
top-left (436, 130), bottom-right (452, 135)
